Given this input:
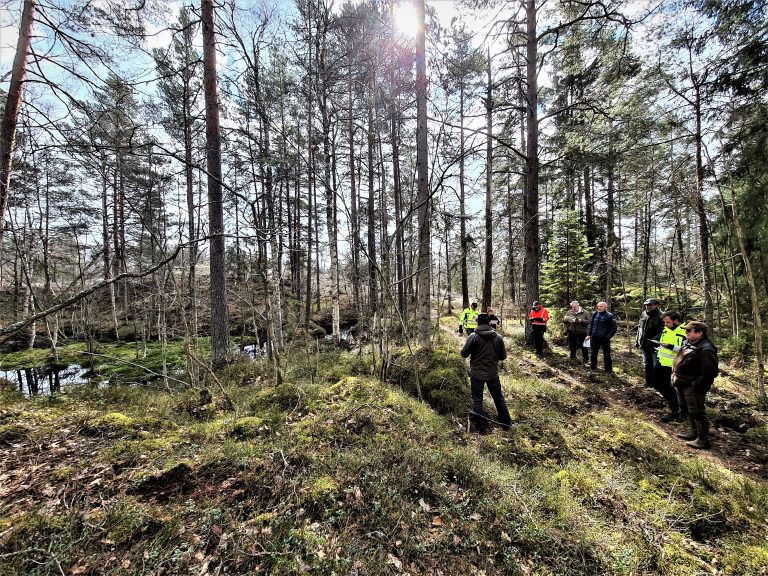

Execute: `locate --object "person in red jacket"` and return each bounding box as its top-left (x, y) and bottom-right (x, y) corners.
top-left (528, 301), bottom-right (550, 357)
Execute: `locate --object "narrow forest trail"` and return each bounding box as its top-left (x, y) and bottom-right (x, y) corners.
top-left (444, 321), bottom-right (768, 482)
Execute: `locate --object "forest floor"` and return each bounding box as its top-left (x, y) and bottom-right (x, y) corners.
top-left (1, 321), bottom-right (767, 575)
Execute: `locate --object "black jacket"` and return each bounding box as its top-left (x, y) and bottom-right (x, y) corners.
top-left (588, 311), bottom-right (618, 340)
top-left (460, 324), bottom-right (507, 380)
top-left (637, 308), bottom-right (664, 350)
top-left (672, 337), bottom-right (719, 390)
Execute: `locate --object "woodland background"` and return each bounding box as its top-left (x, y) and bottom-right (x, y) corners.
top-left (0, 0), bottom-right (766, 400)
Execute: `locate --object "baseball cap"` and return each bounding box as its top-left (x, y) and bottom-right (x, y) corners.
top-left (643, 298), bottom-right (660, 305)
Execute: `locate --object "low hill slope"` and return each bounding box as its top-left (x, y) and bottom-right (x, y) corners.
top-left (1, 340), bottom-right (766, 575)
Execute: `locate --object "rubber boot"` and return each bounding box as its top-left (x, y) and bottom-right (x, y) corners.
top-left (677, 415), bottom-right (697, 441)
top-left (686, 419), bottom-right (711, 449)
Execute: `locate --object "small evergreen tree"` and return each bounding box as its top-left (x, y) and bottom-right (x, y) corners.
top-left (541, 210), bottom-right (595, 308)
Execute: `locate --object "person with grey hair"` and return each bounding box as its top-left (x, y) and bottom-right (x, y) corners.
top-left (563, 300), bottom-right (589, 363)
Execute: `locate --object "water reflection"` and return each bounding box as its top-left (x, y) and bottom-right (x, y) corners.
top-left (324, 329), bottom-right (354, 343)
top-left (0, 365), bottom-right (104, 397)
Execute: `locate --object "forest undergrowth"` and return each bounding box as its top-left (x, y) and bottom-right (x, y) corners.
top-left (1, 322), bottom-right (767, 576)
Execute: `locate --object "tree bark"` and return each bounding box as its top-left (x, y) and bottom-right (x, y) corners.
top-left (523, 0), bottom-right (540, 311)
top-left (482, 49), bottom-right (493, 311)
top-left (415, 0), bottom-right (431, 346)
top-left (202, 0), bottom-right (229, 365)
top-left (0, 0), bottom-right (36, 252)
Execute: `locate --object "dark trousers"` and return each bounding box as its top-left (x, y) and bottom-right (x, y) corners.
top-left (676, 383), bottom-right (709, 425)
top-left (470, 375), bottom-right (511, 433)
top-left (568, 331), bottom-right (589, 361)
top-left (652, 364), bottom-right (681, 413)
top-left (590, 336), bottom-right (613, 373)
top-left (532, 325), bottom-right (546, 356)
top-left (642, 347), bottom-right (657, 387)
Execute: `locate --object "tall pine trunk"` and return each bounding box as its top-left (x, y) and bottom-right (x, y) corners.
top-left (415, 0), bottom-right (431, 346)
top-left (202, 0), bottom-right (229, 365)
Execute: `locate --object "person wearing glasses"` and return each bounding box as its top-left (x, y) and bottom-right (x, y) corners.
top-left (671, 321), bottom-right (719, 449)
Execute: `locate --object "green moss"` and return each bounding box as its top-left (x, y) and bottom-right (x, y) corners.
top-left (386, 345), bottom-right (470, 416)
top-left (104, 437), bottom-right (176, 467)
top-left (722, 544), bottom-right (768, 575)
top-left (230, 416), bottom-right (266, 439)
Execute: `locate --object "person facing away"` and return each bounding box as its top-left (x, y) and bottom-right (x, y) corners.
top-left (672, 321), bottom-right (719, 449)
top-left (528, 300), bottom-right (550, 357)
top-left (486, 307), bottom-right (501, 331)
top-left (460, 313), bottom-right (512, 435)
top-left (460, 302), bottom-right (480, 335)
top-left (587, 301), bottom-right (618, 373)
top-left (653, 311), bottom-right (687, 422)
top-left (637, 298), bottom-right (664, 387)
top-left (563, 300), bottom-right (589, 363)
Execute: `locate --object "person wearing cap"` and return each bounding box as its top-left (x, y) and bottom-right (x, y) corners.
top-left (653, 311), bottom-right (687, 422)
top-left (563, 300), bottom-right (590, 363)
top-left (672, 321), bottom-right (719, 449)
top-left (460, 302), bottom-right (480, 335)
top-left (460, 313), bottom-right (512, 435)
top-left (637, 298), bottom-right (664, 387)
top-left (528, 301), bottom-right (550, 357)
top-left (587, 301), bottom-right (618, 373)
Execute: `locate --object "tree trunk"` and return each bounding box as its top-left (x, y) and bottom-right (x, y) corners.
top-left (459, 82), bottom-right (469, 310)
top-left (415, 0), bottom-right (431, 346)
top-left (482, 49), bottom-right (493, 311)
top-left (348, 72), bottom-right (361, 313)
top-left (523, 0), bottom-right (540, 311)
top-left (202, 0), bottom-right (229, 365)
top-left (367, 99), bottom-right (378, 314)
top-left (0, 0), bottom-right (36, 252)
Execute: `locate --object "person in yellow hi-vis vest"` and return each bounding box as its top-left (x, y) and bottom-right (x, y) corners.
top-left (652, 311), bottom-right (687, 422)
top-left (460, 302), bottom-right (480, 335)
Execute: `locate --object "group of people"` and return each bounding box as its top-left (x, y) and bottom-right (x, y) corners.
top-left (458, 299), bottom-right (719, 449)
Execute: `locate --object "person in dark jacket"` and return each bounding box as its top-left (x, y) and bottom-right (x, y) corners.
top-left (460, 313), bottom-right (511, 434)
top-left (587, 301), bottom-right (618, 373)
top-left (672, 321), bottom-right (719, 449)
top-left (563, 300), bottom-right (590, 363)
top-left (637, 298), bottom-right (664, 387)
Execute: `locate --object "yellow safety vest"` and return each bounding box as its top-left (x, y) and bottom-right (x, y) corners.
top-left (461, 308), bottom-right (479, 329)
top-left (657, 325), bottom-right (686, 367)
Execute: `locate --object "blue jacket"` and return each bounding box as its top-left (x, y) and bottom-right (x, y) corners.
top-left (589, 311), bottom-right (617, 340)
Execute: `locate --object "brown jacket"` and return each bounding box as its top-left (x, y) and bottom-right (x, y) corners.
top-left (672, 338), bottom-right (719, 391)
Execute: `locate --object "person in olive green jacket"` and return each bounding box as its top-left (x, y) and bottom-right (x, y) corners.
top-left (563, 300), bottom-right (589, 363)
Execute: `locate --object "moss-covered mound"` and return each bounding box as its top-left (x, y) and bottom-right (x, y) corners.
top-left (385, 345), bottom-right (471, 416)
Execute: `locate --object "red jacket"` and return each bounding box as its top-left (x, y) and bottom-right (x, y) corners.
top-left (529, 307), bottom-right (549, 325)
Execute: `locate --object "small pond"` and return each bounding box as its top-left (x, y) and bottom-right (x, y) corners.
top-left (0, 365), bottom-right (108, 397)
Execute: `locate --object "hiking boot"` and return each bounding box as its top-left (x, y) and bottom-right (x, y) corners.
top-left (686, 419), bottom-right (710, 449)
top-left (661, 411), bottom-right (683, 423)
top-left (686, 437), bottom-right (711, 449)
top-left (677, 416), bottom-right (698, 440)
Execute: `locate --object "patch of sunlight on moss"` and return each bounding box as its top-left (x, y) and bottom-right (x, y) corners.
top-left (104, 437), bottom-right (177, 467)
top-left (658, 532), bottom-right (713, 575)
top-left (722, 544), bottom-right (768, 575)
top-left (182, 418), bottom-right (226, 443)
top-left (310, 475), bottom-right (339, 499)
top-left (230, 415), bottom-right (273, 439)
